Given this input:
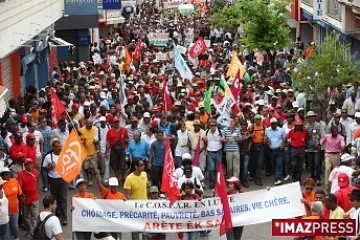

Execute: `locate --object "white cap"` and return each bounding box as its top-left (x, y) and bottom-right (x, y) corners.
top-left (292, 102), bottom-right (299, 108)
top-left (182, 153), bottom-right (192, 160)
top-left (341, 153), bottom-right (354, 162)
top-left (143, 112), bottom-right (151, 118)
top-left (270, 117), bottom-right (278, 124)
top-left (83, 101), bottom-right (91, 107)
top-left (109, 177), bottom-right (119, 187)
top-left (0, 167), bottom-right (10, 173)
top-left (100, 92), bottom-right (107, 100)
top-left (99, 116), bottom-right (106, 122)
top-left (355, 112), bottom-right (360, 118)
top-left (75, 178), bottom-right (86, 187)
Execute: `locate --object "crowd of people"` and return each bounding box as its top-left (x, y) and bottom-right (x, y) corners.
top-left (0, 0), bottom-right (360, 240)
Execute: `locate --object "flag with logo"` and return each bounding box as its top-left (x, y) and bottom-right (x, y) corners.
top-left (230, 70), bottom-right (241, 114)
top-left (124, 48), bottom-right (132, 74)
top-left (203, 85), bottom-right (212, 114)
top-left (161, 137), bottom-right (180, 204)
top-left (50, 88), bottom-right (66, 129)
top-left (173, 44), bottom-right (194, 80)
top-left (55, 130), bottom-right (89, 183)
top-left (163, 77), bottom-right (173, 112)
top-left (188, 37), bottom-right (207, 59)
top-left (216, 161), bottom-right (233, 236)
top-left (226, 52), bottom-right (246, 78)
top-left (214, 78), bottom-right (235, 127)
top-left (192, 136), bottom-right (201, 167)
top-left (133, 39), bottom-right (142, 61)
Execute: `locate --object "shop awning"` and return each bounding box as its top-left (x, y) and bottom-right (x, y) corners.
top-left (0, 86), bottom-right (9, 118)
top-left (48, 37), bottom-right (74, 47)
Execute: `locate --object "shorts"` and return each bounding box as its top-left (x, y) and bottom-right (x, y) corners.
top-left (109, 149), bottom-right (126, 171)
top-left (82, 154), bottom-right (98, 170)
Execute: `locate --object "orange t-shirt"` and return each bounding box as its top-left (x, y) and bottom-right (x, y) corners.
top-left (3, 178), bottom-right (22, 215)
top-left (99, 186), bottom-right (125, 200)
top-left (303, 191), bottom-right (315, 217)
top-left (199, 113), bottom-right (209, 125)
top-left (250, 124), bottom-right (265, 144)
top-left (73, 192), bottom-right (95, 199)
top-left (353, 128), bottom-right (360, 141)
top-left (302, 216), bottom-right (323, 240)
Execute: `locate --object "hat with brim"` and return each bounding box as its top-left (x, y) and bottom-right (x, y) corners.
top-left (348, 189), bottom-right (360, 200)
top-left (306, 111), bottom-right (316, 118)
top-left (75, 178), bottom-right (86, 187)
top-left (149, 186), bottom-right (159, 193)
top-left (338, 173), bottom-right (349, 188)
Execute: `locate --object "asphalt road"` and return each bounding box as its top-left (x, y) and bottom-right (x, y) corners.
top-left (20, 172), bottom-right (305, 240)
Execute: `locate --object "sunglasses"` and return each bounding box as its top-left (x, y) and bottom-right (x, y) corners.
top-left (305, 187), bottom-right (313, 191)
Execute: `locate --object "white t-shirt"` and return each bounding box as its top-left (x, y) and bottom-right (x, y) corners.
top-left (39, 211), bottom-right (63, 240)
top-left (175, 166), bottom-right (204, 181)
top-left (42, 153), bottom-right (61, 178)
top-left (177, 176), bottom-right (203, 195)
top-left (98, 126), bottom-right (110, 153)
top-left (0, 191), bottom-right (9, 225)
top-left (175, 130), bottom-right (190, 157)
top-left (329, 165), bottom-right (354, 193)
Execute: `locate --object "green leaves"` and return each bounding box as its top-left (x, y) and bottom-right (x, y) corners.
top-left (211, 0), bottom-right (291, 52)
top-left (292, 32), bottom-right (360, 102)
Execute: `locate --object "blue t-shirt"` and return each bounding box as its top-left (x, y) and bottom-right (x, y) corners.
top-left (151, 140), bottom-right (166, 167)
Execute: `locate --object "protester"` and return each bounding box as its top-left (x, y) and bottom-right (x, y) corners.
top-left (37, 196), bottom-right (64, 240)
top-left (0, 177), bottom-right (10, 240)
top-left (71, 179), bottom-right (95, 240)
top-left (294, 201), bottom-right (323, 240)
top-left (334, 173), bottom-right (353, 213)
top-left (301, 178), bottom-right (316, 217)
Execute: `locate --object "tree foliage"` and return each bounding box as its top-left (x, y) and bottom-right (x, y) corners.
top-left (211, 0), bottom-right (291, 51)
top-left (292, 32), bottom-right (360, 102)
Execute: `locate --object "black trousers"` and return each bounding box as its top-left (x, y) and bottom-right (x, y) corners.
top-left (151, 166), bottom-right (163, 190)
top-left (49, 177), bottom-right (68, 221)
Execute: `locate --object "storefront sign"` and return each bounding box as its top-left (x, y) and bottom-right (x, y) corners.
top-left (313, 0), bottom-right (325, 20)
top-left (106, 10), bottom-right (125, 24)
top-left (78, 36), bottom-right (91, 46)
top-left (103, 0), bottom-right (121, 9)
top-left (147, 32), bottom-right (169, 46)
top-left (73, 183), bottom-right (305, 232)
top-left (64, 0), bottom-right (98, 16)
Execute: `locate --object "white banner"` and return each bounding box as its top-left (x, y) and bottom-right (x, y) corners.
top-left (147, 32), bottom-right (169, 46)
top-left (156, 52), bottom-right (168, 61)
top-left (72, 183), bottom-right (305, 232)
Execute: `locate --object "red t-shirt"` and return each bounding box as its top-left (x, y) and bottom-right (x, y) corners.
top-left (106, 127), bottom-right (128, 150)
top-left (287, 129), bottom-right (308, 148)
top-left (9, 143), bottom-right (25, 160)
top-left (263, 117), bottom-right (271, 128)
top-left (17, 169), bottom-right (39, 205)
top-left (335, 186), bottom-right (353, 212)
top-left (23, 145), bottom-right (37, 163)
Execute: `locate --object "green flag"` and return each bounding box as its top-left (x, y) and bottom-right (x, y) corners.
top-left (204, 86), bottom-right (212, 114)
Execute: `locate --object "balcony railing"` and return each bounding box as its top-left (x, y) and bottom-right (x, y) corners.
top-left (302, 0), bottom-right (313, 6)
top-left (327, 0), bottom-right (342, 21)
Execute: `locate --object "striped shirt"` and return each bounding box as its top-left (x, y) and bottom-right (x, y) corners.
top-left (222, 127), bottom-right (240, 151)
top-left (125, 126), bottom-right (144, 142)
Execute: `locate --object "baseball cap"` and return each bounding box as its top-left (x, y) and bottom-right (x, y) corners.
top-left (109, 177), bottom-right (119, 187)
top-left (254, 114), bottom-right (262, 120)
top-left (149, 186), bottom-right (159, 193)
top-left (0, 167), bottom-right (10, 174)
top-left (24, 158), bottom-right (33, 165)
top-left (182, 153), bottom-right (192, 160)
top-left (75, 178), bottom-right (87, 187)
top-left (270, 117), bottom-right (278, 124)
top-left (338, 173), bottom-right (349, 188)
top-left (295, 119), bottom-right (303, 125)
top-left (20, 115), bottom-right (28, 123)
top-left (99, 116), bottom-right (106, 122)
top-left (26, 133), bottom-right (35, 140)
top-left (143, 112), bottom-right (151, 118)
top-left (340, 153), bottom-right (354, 162)
top-left (14, 132), bottom-right (22, 139)
top-left (355, 112), bottom-right (360, 118)
top-left (72, 103), bottom-right (80, 109)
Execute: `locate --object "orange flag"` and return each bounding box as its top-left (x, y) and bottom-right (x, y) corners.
top-left (55, 130), bottom-right (89, 183)
top-left (124, 48), bottom-right (132, 74)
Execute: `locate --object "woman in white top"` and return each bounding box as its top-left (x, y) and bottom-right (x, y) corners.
top-left (0, 177), bottom-right (10, 240)
top-left (175, 122), bottom-right (190, 168)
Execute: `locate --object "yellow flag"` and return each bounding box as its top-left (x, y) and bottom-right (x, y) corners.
top-left (226, 52), bottom-right (246, 78)
top-left (55, 130), bottom-right (89, 183)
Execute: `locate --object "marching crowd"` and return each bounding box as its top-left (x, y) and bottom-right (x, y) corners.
top-left (0, 1), bottom-right (360, 240)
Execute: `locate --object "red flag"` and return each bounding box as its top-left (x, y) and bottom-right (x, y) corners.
top-left (50, 88), bottom-right (66, 128)
top-left (161, 138), bottom-right (180, 204)
top-left (230, 70), bottom-right (241, 114)
top-left (216, 161), bottom-right (233, 236)
top-left (189, 37), bottom-right (207, 59)
top-left (192, 136), bottom-right (201, 167)
top-left (133, 39), bottom-right (142, 61)
top-left (163, 78), bottom-right (173, 112)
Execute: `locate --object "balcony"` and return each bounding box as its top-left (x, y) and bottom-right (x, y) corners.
top-left (328, 0), bottom-right (342, 21)
top-left (0, 0), bottom-right (64, 59)
top-left (301, 0), bottom-right (313, 7)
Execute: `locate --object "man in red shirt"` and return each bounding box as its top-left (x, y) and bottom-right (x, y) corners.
top-left (9, 132), bottom-right (25, 160)
top-left (17, 158), bottom-right (39, 237)
top-left (287, 119), bottom-right (308, 182)
top-left (335, 173), bottom-right (353, 212)
top-left (23, 133), bottom-right (37, 164)
top-left (106, 117), bottom-right (129, 182)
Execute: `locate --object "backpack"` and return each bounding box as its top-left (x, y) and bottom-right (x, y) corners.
top-left (205, 128), bottom-right (223, 138)
top-left (32, 214), bottom-right (54, 240)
